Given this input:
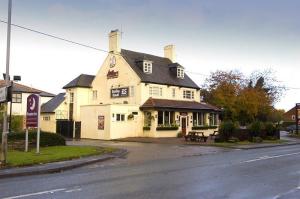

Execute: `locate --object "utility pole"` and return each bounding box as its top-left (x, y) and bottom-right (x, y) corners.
top-left (1, 0), bottom-right (12, 165)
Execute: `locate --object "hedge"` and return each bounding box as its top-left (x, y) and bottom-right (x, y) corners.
top-left (192, 126), bottom-right (218, 130)
top-left (143, 126), bottom-right (150, 131)
top-left (0, 131), bottom-right (66, 147)
top-left (156, 126), bottom-right (179, 131)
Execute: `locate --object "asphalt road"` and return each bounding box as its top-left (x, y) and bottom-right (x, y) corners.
top-left (1, 144), bottom-right (300, 199)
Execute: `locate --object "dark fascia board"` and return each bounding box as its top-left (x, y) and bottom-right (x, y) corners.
top-left (41, 111), bottom-right (55, 114)
top-left (142, 81), bottom-right (200, 90)
top-left (12, 91), bottom-right (54, 96)
top-left (63, 85), bottom-right (92, 89)
top-left (140, 107), bottom-right (221, 112)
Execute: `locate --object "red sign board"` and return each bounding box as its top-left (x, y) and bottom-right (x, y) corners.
top-left (107, 70), bottom-right (119, 79)
top-left (26, 94), bottom-right (39, 128)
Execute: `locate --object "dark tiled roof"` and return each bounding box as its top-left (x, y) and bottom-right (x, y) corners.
top-left (121, 49), bottom-right (200, 89)
top-left (0, 80), bottom-right (55, 97)
top-left (140, 98), bottom-right (221, 112)
top-left (63, 74), bottom-right (95, 89)
top-left (41, 93), bottom-right (65, 113)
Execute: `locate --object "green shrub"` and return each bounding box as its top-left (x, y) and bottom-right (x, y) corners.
top-left (249, 121), bottom-right (264, 137)
top-left (265, 122), bottom-right (275, 136)
top-left (219, 121), bottom-right (237, 141)
top-left (252, 136), bottom-right (263, 143)
top-left (11, 115), bottom-right (24, 133)
top-left (192, 125), bottom-right (218, 130)
top-left (214, 136), bottom-right (224, 143)
top-left (143, 126), bottom-right (150, 131)
top-left (228, 137), bottom-right (240, 143)
top-left (0, 131), bottom-right (66, 147)
top-left (156, 126), bottom-right (179, 131)
top-left (265, 136), bottom-right (278, 140)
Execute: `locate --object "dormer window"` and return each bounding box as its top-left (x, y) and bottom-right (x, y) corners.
top-left (177, 67), bottom-right (184, 79)
top-left (143, 61), bottom-right (152, 74)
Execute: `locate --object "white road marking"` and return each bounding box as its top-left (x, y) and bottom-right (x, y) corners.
top-left (2, 188), bottom-right (66, 199)
top-left (241, 151), bottom-right (300, 163)
top-left (65, 188), bottom-right (82, 193)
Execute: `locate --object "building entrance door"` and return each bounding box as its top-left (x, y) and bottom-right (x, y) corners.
top-left (181, 117), bottom-right (187, 135)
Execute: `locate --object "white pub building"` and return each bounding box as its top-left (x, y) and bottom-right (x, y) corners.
top-left (41, 30), bottom-right (221, 140)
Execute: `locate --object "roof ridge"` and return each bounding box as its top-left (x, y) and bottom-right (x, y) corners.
top-left (121, 49), bottom-right (170, 61)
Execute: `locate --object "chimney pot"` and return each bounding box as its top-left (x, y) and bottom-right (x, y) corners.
top-left (164, 45), bottom-right (176, 63)
top-left (109, 29), bottom-right (121, 53)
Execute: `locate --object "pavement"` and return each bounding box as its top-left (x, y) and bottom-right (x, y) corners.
top-left (1, 142), bottom-right (300, 198)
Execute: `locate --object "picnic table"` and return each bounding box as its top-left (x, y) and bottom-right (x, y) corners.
top-left (209, 130), bottom-right (218, 140)
top-left (184, 131), bottom-right (208, 142)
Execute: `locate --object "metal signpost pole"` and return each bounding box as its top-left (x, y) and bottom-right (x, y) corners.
top-left (1, 0), bottom-right (12, 165)
top-left (296, 104), bottom-right (299, 134)
top-left (25, 128), bottom-right (28, 152)
top-left (36, 95), bottom-right (41, 154)
top-left (9, 80), bottom-right (13, 132)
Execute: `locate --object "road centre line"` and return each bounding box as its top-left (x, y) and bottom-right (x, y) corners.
top-left (241, 151), bottom-right (300, 163)
top-left (2, 188), bottom-right (66, 199)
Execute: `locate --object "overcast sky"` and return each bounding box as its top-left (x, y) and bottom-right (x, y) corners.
top-left (0, 0), bottom-right (299, 110)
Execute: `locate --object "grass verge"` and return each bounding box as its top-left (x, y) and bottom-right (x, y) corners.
top-left (5, 146), bottom-right (116, 167)
top-left (209, 139), bottom-right (287, 148)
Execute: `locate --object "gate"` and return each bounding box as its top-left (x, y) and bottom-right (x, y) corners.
top-left (75, 122), bottom-right (81, 139)
top-left (56, 120), bottom-right (73, 138)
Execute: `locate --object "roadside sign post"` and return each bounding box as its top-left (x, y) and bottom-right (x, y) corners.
top-left (0, 0), bottom-right (12, 166)
top-left (26, 94), bottom-right (40, 153)
top-left (25, 128), bottom-right (28, 152)
top-left (296, 103), bottom-right (300, 134)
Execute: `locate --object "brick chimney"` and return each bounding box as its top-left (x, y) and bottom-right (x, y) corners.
top-left (109, 29), bottom-right (121, 53)
top-left (164, 45), bottom-right (176, 63)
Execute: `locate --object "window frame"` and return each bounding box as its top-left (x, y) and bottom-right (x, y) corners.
top-left (183, 90), bottom-right (194, 99)
top-left (12, 93), bottom-right (22, 103)
top-left (172, 88), bottom-right (176, 98)
top-left (177, 67), bottom-right (184, 79)
top-left (70, 92), bottom-right (74, 103)
top-left (116, 113), bottom-right (125, 122)
top-left (149, 86), bottom-right (162, 97)
top-left (193, 112), bottom-right (205, 126)
top-left (158, 111), bottom-right (175, 126)
top-left (92, 90), bottom-right (97, 100)
top-left (143, 61), bottom-right (152, 74)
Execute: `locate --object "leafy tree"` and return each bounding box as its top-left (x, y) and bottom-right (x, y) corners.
top-left (203, 69), bottom-right (285, 124)
top-left (202, 70), bottom-right (244, 121)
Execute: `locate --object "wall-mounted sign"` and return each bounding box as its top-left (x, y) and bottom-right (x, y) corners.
top-left (107, 70), bottom-right (119, 79)
top-left (26, 94), bottom-right (40, 128)
top-left (98, 115), bottom-right (104, 130)
top-left (111, 87), bottom-right (129, 98)
top-left (180, 112), bottom-right (188, 116)
top-left (109, 56), bottom-right (116, 68)
top-left (0, 87), bottom-right (7, 103)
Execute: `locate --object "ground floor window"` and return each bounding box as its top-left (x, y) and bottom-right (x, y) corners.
top-left (158, 111), bottom-right (174, 126)
top-left (116, 113), bottom-right (125, 121)
top-left (12, 93), bottom-right (22, 103)
top-left (144, 112), bottom-right (152, 127)
top-left (209, 113), bottom-right (218, 126)
top-left (193, 112), bottom-right (205, 126)
top-left (43, 116), bottom-right (50, 121)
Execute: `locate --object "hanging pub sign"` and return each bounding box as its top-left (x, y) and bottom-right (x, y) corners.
top-left (0, 87), bottom-right (7, 103)
top-left (107, 70), bottom-right (119, 79)
top-left (111, 87), bottom-right (129, 98)
top-left (98, 115), bottom-right (104, 130)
